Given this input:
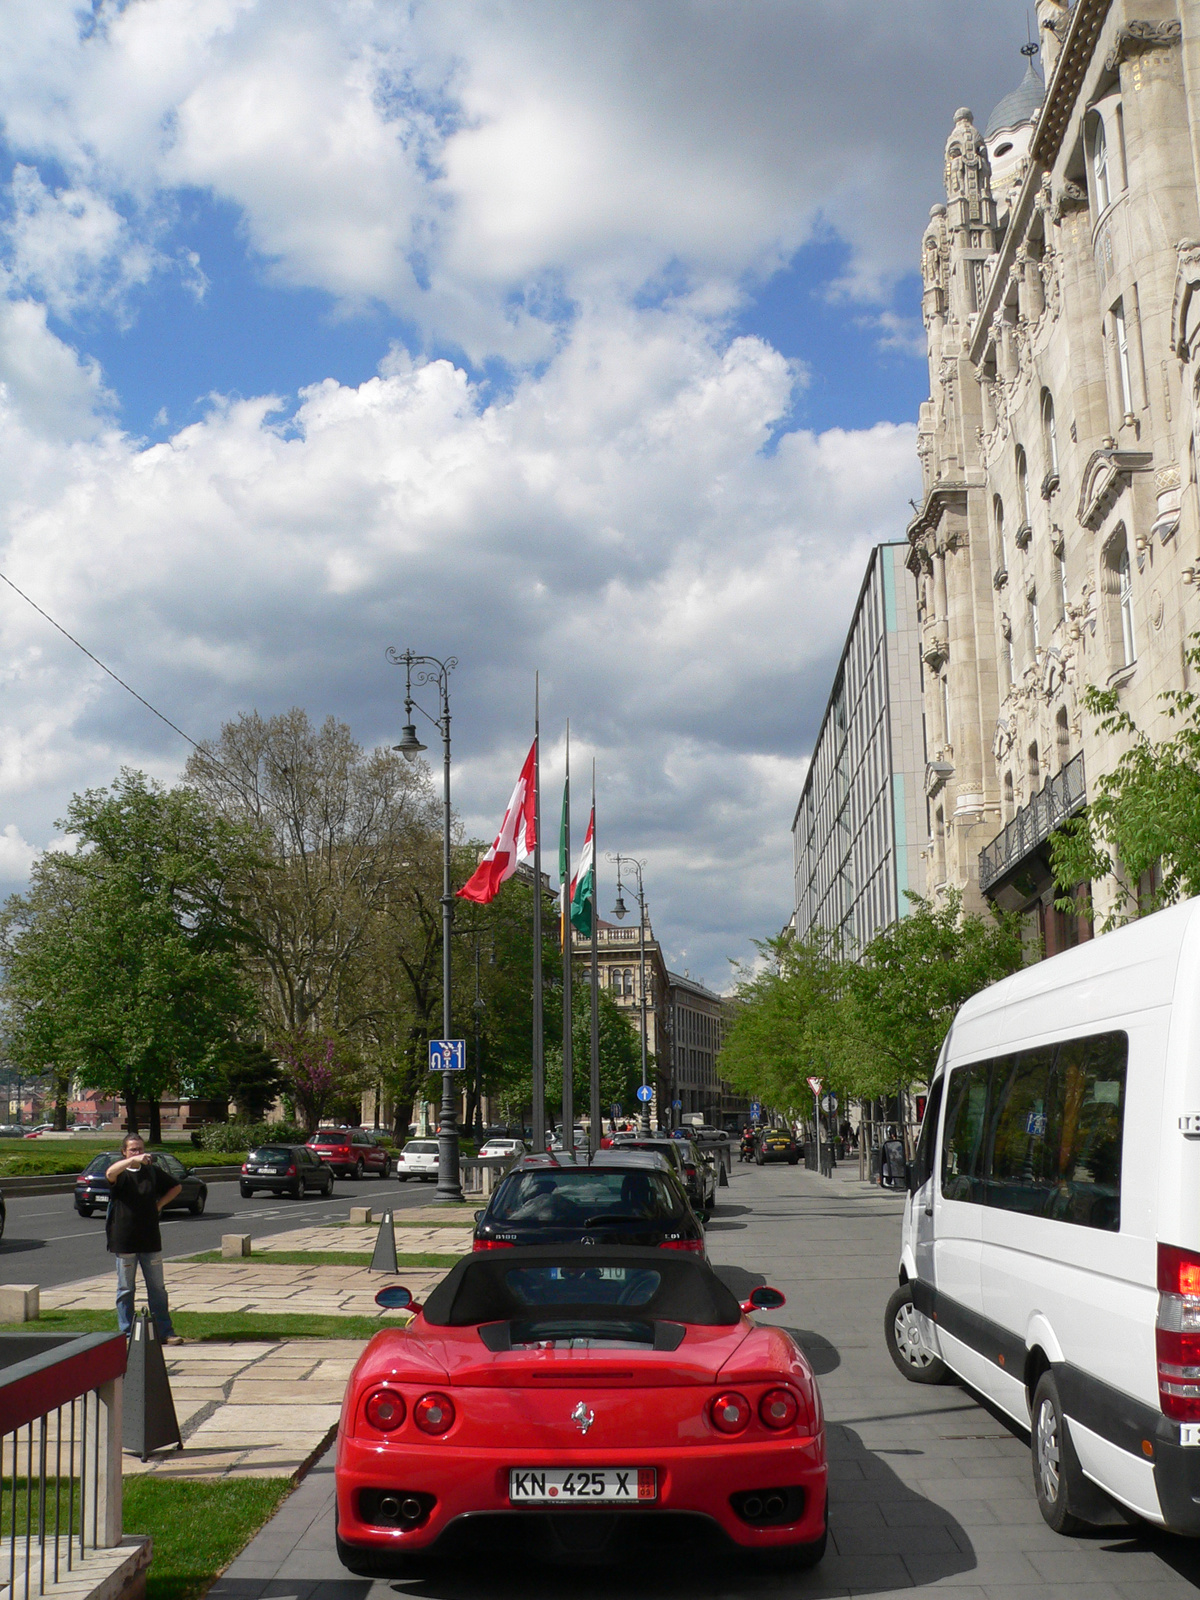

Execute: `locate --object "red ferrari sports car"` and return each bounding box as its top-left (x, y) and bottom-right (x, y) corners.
top-left (335, 1245), bottom-right (827, 1569)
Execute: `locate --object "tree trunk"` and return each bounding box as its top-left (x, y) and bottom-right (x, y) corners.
top-left (149, 1099), bottom-right (162, 1145)
top-left (123, 1086), bottom-right (140, 1136)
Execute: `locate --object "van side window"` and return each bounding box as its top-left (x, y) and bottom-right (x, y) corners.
top-left (911, 1075), bottom-right (944, 1190)
top-left (941, 1063), bottom-right (990, 1203)
top-left (964, 1030), bottom-right (1128, 1231)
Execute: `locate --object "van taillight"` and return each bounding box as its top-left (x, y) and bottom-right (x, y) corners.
top-left (1157, 1242), bottom-right (1200, 1419)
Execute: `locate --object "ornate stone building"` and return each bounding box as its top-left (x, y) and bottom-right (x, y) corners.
top-left (909, 0), bottom-right (1200, 947)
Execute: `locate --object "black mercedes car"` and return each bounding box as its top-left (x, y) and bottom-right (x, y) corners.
top-left (472, 1151), bottom-right (705, 1255)
top-left (74, 1150), bottom-right (208, 1217)
top-left (241, 1143), bottom-right (333, 1199)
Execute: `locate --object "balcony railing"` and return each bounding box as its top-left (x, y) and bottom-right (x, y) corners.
top-left (1, 1332), bottom-right (127, 1600)
top-left (979, 752), bottom-right (1086, 894)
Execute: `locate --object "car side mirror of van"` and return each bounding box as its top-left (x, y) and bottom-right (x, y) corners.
top-left (741, 1285), bottom-right (787, 1313)
top-left (375, 1285), bottom-right (419, 1312)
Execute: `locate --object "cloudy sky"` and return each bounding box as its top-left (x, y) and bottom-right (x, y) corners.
top-left (0, 0), bottom-right (1031, 989)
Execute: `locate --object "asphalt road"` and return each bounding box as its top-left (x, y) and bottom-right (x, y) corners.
top-left (0, 1171), bottom-right (463, 1290)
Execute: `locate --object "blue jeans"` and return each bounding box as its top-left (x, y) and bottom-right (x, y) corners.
top-left (115, 1252), bottom-right (174, 1339)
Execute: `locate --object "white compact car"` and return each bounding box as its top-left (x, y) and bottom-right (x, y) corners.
top-left (394, 1139), bottom-right (439, 1182)
top-left (890, 897), bottom-right (1200, 1539)
top-left (478, 1138), bottom-right (526, 1158)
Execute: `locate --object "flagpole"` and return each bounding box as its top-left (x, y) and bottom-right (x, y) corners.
top-left (532, 675), bottom-right (545, 1154)
top-left (589, 759), bottom-right (601, 1156)
top-left (560, 722), bottom-right (573, 1149)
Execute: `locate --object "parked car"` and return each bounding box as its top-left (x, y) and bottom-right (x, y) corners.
top-left (890, 897), bottom-right (1200, 1539)
top-left (756, 1129), bottom-right (799, 1166)
top-left (609, 1135), bottom-right (717, 1221)
top-left (241, 1144), bottom-right (333, 1199)
top-left (74, 1150), bottom-right (207, 1218)
top-left (308, 1128), bottom-right (391, 1180)
top-left (477, 1138), bottom-right (526, 1159)
top-left (335, 1247), bottom-right (826, 1572)
top-left (472, 1150), bottom-right (705, 1254)
top-left (395, 1139), bottom-right (440, 1182)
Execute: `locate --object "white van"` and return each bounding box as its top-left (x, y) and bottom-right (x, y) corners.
top-left (889, 897), bottom-right (1200, 1536)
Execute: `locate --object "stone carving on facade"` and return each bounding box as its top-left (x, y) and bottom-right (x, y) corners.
top-left (1077, 446), bottom-right (1154, 529)
top-left (1153, 464), bottom-right (1181, 541)
top-left (1169, 240), bottom-right (1200, 357)
top-left (1052, 180), bottom-right (1089, 222)
top-left (1104, 19), bottom-right (1183, 73)
top-left (945, 108), bottom-right (991, 222)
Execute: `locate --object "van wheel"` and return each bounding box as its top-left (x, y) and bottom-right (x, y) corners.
top-left (884, 1284), bottom-right (949, 1384)
top-left (1031, 1371), bottom-right (1089, 1534)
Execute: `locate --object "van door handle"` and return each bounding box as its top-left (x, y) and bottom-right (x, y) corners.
top-left (924, 1199), bottom-right (934, 1216)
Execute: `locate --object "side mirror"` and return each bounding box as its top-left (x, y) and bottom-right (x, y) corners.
top-left (741, 1285), bottom-right (786, 1313)
top-left (375, 1285), bottom-right (419, 1312)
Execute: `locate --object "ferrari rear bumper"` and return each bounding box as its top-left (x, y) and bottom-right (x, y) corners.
top-left (336, 1431), bottom-right (826, 1554)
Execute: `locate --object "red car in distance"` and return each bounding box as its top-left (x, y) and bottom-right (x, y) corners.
top-left (308, 1128), bottom-right (391, 1180)
top-left (334, 1246), bottom-right (827, 1571)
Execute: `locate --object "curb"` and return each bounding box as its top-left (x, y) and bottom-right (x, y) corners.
top-left (0, 1166), bottom-right (243, 1198)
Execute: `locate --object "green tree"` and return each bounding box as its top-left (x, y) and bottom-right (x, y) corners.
top-left (218, 1040), bottom-right (286, 1121)
top-left (544, 980), bottom-right (643, 1124)
top-left (0, 771), bottom-right (256, 1140)
top-left (843, 891), bottom-right (1026, 1095)
top-left (1051, 640), bottom-right (1200, 928)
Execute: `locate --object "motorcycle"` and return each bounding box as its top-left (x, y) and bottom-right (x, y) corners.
top-left (739, 1130), bottom-right (756, 1163)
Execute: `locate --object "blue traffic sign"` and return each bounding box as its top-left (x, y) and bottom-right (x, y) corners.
top-left (672, 1099), bottom-right (682, 1110)
top-left (636, 1085), bottom-right (654, 1104)
top-left (429, 1039), bottom-right (466, 1072)
top-left (750, 1100), bottom-right (762, 1120)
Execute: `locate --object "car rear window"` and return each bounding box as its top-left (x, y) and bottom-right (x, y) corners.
top-left (488, 1168), bottom-right (684, 1224)
top-left (505, 1265), bottom-right (662, 1307)
top-left (248, 1146), bottom-right (294, 1162)
top-left (85, 1153), bottom-right (118, 1175)
top-left (312, 1130), bottom-right (346, 1143)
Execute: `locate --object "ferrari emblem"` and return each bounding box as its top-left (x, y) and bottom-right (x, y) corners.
top-left (571, 1402), bottom-right (595, 1435)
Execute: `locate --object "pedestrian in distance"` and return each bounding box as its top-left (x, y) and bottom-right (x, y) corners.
top-left (105, 1135), bottom-right (184, 1344)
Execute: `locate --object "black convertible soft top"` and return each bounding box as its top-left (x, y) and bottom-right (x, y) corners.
top-left (420, 1245), bottom-right (742, 1328)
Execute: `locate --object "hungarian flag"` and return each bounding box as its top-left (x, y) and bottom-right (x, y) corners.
top-left (457, 742), bottom-right (537, 904)
top-left (569, 806), bottom-right (595, 938)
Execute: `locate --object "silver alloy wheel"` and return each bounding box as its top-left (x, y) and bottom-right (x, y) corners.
top-left (1036, 1398), bottom-right (1062, 1504)
top-left (892, 1300), bottom-right (936, 1369)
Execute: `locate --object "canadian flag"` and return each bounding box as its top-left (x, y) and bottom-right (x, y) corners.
top-left (457, 741), bottom-right (538, 904)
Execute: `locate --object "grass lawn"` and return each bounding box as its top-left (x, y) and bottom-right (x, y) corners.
top-left (0, 1142), bottom-right (245, 1177)
top-left (0, 1308), bottom-right (404, 1340)
top-left (0, 1475), bottom-right (291, 1600)
top-left (124, 1476), bottom-right (291, 1600)
top-left (182, 1249), bottom-right (460, 1268)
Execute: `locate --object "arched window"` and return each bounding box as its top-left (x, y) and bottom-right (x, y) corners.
top-left (1016, 446), bottom-right (1031, 529)
top-left (1028, 741), bottom-right (1040, 788)
top-left (1119, 549), bottom-right (1135, 665)
top-left (1092, 114), bottom-right (1111, 213)
top-left (1113, 299), bottom-right (1133, 416)
top-left (1041, 390), bottom-right (1059, 478)
top-left (1003, 770), bottom-right (1014, 821)
top-left (1102, 527), bottom-right (1136, 670)
top-left (993, 494), bottom-right (1006, 572)
top-left (1056, 705), bottom-right (1070, 769)
top-left (1028, 588), bottom-right (1040, 654)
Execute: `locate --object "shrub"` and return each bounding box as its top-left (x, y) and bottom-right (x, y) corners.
top-left (197, 1120), bottom-right (306, 1152)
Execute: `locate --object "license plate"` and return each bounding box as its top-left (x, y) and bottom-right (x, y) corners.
top-left (509, 1468), bottom-right (656, 1504)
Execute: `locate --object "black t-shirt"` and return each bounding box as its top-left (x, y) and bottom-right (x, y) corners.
top-left (106, 1160), bottom-right (175, 1254)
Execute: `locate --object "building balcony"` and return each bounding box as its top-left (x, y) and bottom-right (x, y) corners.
top-left (979, 751), bottom-right (1086, 895)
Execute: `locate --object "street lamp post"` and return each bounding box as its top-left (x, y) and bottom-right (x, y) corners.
top-left (609, 853), bottom-right (650, 1134)
top-left (387, 647), bottom-right (464, 1203)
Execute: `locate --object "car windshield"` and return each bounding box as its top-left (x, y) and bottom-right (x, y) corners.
top-left (249, 1147), bottom-right (293, 1162)
top-left (488, 1168), bottom-right (683, 1223)
top-left (404, 1141), bottom-right (438, 1155)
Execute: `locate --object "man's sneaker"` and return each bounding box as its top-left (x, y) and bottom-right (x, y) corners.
top-left (164, 1335), bottom-right (184, 1345)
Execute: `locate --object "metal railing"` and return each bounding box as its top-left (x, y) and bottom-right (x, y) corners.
top-left (979, 752), bottom-right (1086, 893)
top-left (1, 1333), bottom-right (126, 1600)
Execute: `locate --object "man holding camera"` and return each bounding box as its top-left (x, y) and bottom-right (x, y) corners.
top-left (105, 1135), bottom-right (183, 1344)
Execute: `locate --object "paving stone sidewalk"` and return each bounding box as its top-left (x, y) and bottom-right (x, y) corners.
top-left (206, 1161), bottom-right (1200, 1599)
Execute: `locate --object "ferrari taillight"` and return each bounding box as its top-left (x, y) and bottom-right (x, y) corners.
top-left (759, 1388), bottom-right (800, 1430)
top-left (660, 1238), bottom-right (704, 1254)
top-left (365, 1390), bottom-right (405, 1431)
top-left (710, 1391), bottom-right (750, 1433)
top-left (414, 1393), bottom-right (455, 1435)
top-left (472, 1239), bottom-right (514, 1251)
top-left (1158, 1242), bottom-right (1200, 1419)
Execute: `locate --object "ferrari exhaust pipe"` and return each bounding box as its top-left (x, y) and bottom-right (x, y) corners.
top-left (741, 1495), bottom-right (763, 1519)
top-left (378, 1496), bottom-right (401, 1521)
top-left (764, 1492), bottom-right (786, 1518)
top-left (399, 1498), bottom-right (424, 1523)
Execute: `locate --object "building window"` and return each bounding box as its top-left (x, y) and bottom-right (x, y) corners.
top-left (1102, 528), bottom-right (1136, 670)
top-left (1041, 390), bottom-right (1058, 479)
top-left (1057, 547), bottom-right (1069, 615)
top-left (1016, 446), bottom-right (1031, 529)
top-left (1092, 114), bottom-right (1111, 212)
top-left (993, 494), bottom-right (1006, 573)
top-left (1028, 589), bottom-right (1040, 655)
top-left (940, 673), bottom-right (951, 748)
top-left (1028, 741), bottom-right (1040, 788)
top-left (1003, 770), bottom-right (1014, 822)
top-left (1056, 705), bottom-right (1070, 769)
top-left (1113, 299), bottom-right (1133, 417)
